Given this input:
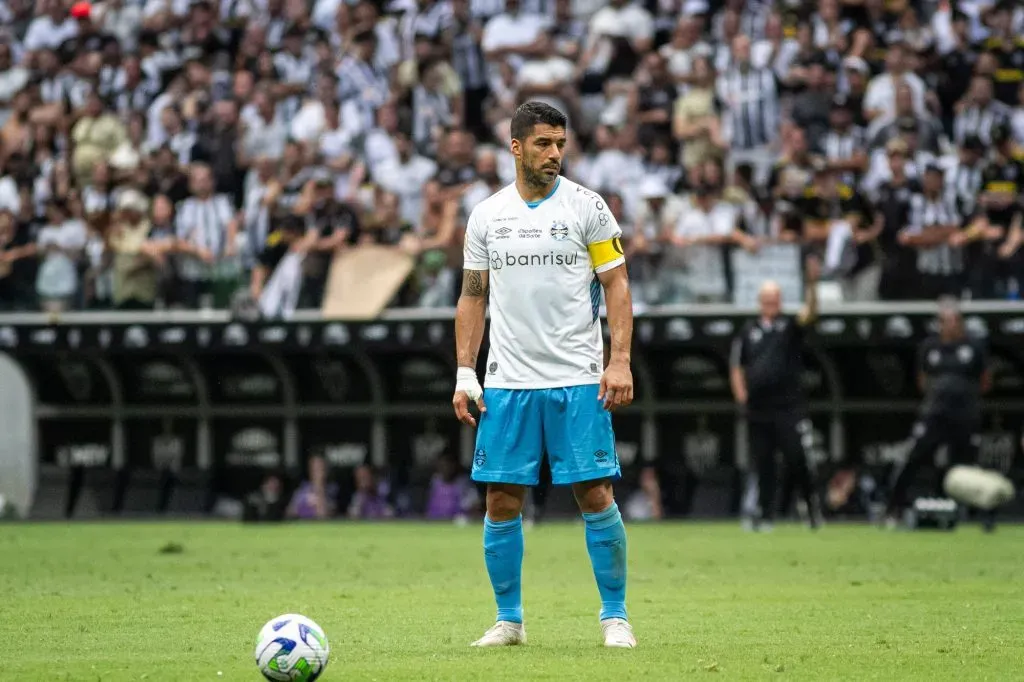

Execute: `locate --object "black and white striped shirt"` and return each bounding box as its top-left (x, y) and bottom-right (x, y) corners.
top-left (273, 50), bottom-right (315, 120)
top-left (175, 194), bottom-right (234, 281)
top-left (945, 161), bottom-right (985, 218)
top-left (101, 69), bottom-right (158, 114)
top-left (39, 76), bottom-right (69, 107)
top-left (450, 22), bottom-right (488, 90)
top-left (400, 1), bottom-right (455, 60)
top-left (273, 50), bottom-right (315, 87)
top-left (716, 66), bottom-right (779, 150)
top-left (412, 87), bottom-right (454, 155)
top-left (336, 56), bottom-right (390, 130)
top-left (953, 101), bottom-right (1011, 146)
top-left (822, 126), bottom-right (867, 185)
top-left (907, 191), bottom-right (963, 276)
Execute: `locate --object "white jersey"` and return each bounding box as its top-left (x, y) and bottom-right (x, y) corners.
top-left (463, 176), bottom-right (625, 389)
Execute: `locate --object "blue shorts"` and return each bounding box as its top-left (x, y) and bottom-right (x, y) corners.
top-left (471, 384), bottom-right (620, 486)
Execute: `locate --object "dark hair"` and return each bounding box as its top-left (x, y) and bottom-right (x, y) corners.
top-left (510, 101), bottom-right (567, 142)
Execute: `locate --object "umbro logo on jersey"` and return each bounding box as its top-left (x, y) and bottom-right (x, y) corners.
top-left (495, 226), bottom-right (512, 237)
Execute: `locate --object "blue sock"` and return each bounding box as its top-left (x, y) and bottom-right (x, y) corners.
top-left (582, 502), bottom-right (628, 621)
top-left (483, 515), bottom-right (524, 624)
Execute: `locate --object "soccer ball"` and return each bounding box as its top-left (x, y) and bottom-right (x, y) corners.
top-left (254, 614), bottom-right (330, 681)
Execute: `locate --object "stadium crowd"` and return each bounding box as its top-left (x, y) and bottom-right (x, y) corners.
top-left (0, 0), bottom-right (1022, 313)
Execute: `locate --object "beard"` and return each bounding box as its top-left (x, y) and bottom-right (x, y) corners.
top-left (522, 156), bottom-right (560, 190)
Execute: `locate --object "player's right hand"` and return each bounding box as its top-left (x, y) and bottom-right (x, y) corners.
top-left (453, 390), bottom-right (486, 427)
top-left (453, 367), bottom-right (486, 427)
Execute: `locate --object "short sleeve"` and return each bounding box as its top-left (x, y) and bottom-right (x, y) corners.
top-left (580, 189), bottom-right (625, 274)
top-left (462, 207), bottom-right (489, 270)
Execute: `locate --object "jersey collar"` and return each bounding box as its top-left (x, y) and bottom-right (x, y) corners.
top-left (522, 177), bottom-right (560, 209)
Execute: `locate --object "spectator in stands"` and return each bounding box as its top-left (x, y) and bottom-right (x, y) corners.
top-left (109, 189), bottom-right (168, 310)
top-left (347, 464), bottom-right (394, 520)
top-left (864, 42), bottom-right (927, 123)
top-left (957, 123), bottom-right (1024, 299)
top-left (34, 197), bottom-right (86, 313)
top-left (673, 56), bottom-right (725, 174)
top-left (659, 166), bottom-right (743, 304)
top-left (632, 51), bottom-right (675, 147)
top-left (862, 117), bottom-right (935, 197)
top-left (0, 209), bottom-right (36, 310)
top-left (822, 95), bottom-right (868, 187)
top-left (768, 126), bottom-right (815, 214)
top-left (175, 163), bottom-right (239, 308)
top-left (191, 98), bottom-right (244, 206)
top-left (425, 453), bottom-right (479, 521)
top-left (867, 138), bottom-right (920, 301)
top-left (790, 56), bottom-right (835, 152)
top-left (840, 57), bottom-right (870, 128)
top-left (374, 129), bottom-right (437, 227)
top-left (412, 181), bottom-right (459, 307)
top-left (867, 79), bottom-right (941, 154)
top-left (953, 74), bottom-right (1011, 148)
top-left (143, 146), bottom-right (190, 206)
top-left (898, 164), bottom-right (965, 300)
top-left (628, 176), bottom-right (681, 305)
top-left (717, 34), bottom-right (780, 181)
top-left (295, 171), bottom-right (360, 309)
top-left (287, 455), bottom-right (338, 520)
top-left (71, 91), bottom-right (129, 186)
top-left (251, 213), bottom-right (308, 318)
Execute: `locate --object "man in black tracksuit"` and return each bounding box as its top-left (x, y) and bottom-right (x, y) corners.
top-left (887, 299), bottom-right (991, 525)
top-left (730, 256), bottom-right (822, 531)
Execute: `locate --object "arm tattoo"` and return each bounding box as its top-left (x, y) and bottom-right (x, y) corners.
top-left (462, 269), bottom-right (487, 297)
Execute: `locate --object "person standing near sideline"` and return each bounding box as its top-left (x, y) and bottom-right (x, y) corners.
top-left (886, 298), bottom-right (992, 529)
top-left (729, 255), bottom-right (824, 531)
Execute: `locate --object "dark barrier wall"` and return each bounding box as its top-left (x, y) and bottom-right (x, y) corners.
top-left (2, 302), bottom-right (1023, 519)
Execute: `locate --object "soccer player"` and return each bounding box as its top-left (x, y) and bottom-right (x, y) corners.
top-left (729, 256), bottom-right (823, 531)
top-left (886, 298), bottom-right (991, 528)
top-left (452, 101), bottom-right (636, 649)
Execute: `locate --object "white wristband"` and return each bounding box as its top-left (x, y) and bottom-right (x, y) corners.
top-left (455, 366), bottom-right (483, 401)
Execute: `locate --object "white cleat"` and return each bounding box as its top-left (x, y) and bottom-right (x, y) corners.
top-left (470, 620), bottom-right (526, 647)
top-left (601, 618), bottom-right (637, 648)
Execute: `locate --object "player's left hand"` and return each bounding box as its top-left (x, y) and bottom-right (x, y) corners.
top-left (599, 359), bottom-right (633, 411)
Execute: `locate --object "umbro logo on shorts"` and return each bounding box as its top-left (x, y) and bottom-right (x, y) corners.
top-left (594, 450), bottom-right (609, 462)
top-left (474, 448), bottom-right (486, 467)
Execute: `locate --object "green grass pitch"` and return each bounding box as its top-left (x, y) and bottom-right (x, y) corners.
top-left (2, 521), bottom-right (1023, 681)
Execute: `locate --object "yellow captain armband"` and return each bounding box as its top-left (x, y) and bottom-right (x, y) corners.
top-left (588, 237), bottom-right (625, 270)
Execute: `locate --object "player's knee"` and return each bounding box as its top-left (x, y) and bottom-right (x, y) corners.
top-left (486, 484), bottom-right (526, 521)
top-left (573, 478), bottom-right (614, 514)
